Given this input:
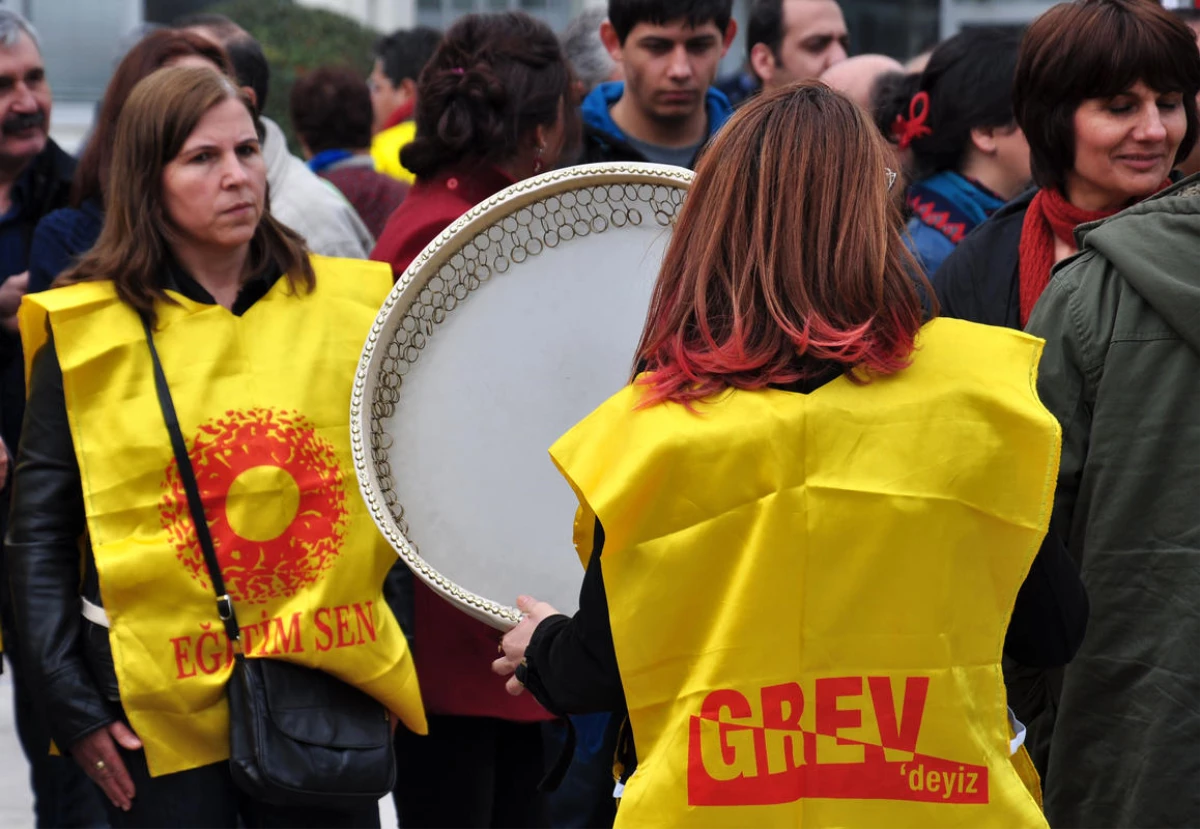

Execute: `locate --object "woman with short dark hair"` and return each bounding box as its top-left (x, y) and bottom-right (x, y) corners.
top-left (1025, 154), bottom-right (1200, 829)
top-left (878, 28), bottom-right (1029, 276)
top-left (7, 66), bottom-right (425, 827)
top-left (491, 82), bottom-right (1087, 829)
top-left (931, 0), bottom-right (1200, 328)
top-left (1017, 6), bottom-right (1200, 826)
top-left (929, 0), bottom-right (1200, 819)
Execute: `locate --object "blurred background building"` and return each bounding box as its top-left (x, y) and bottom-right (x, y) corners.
top-left (8, 0), bottom-right (1059, 153)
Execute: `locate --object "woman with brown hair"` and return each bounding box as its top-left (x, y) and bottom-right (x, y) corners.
top-left (930, 0), bottom-right (1200, 800)
top-left (6, 66), bottom-right (425, 827)
top-left (491, 83), bottom-right (1087, 828)
top-left (931, 0), bottom-right (1200, 328)
top-left (28, 27), bottom-right (233, 292)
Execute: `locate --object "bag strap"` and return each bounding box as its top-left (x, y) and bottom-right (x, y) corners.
top-left (141, 315), bottom-right (242, 647)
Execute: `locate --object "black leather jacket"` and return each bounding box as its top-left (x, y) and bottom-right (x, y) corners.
top-left (7, 335), bottom-right (118, 750)
top-left (4, 266), bottom-right (285, 751)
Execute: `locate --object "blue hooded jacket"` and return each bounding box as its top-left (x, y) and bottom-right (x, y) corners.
top-left (579, 81), bottom-right (733, 168)
top-left (904, 171), bottom-right (1007, 277)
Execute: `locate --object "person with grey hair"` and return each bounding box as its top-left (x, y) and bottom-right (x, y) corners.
top-left (561, 7), bottom-right (621, 94)
top-left (0, 10), bottom-right (108, 829)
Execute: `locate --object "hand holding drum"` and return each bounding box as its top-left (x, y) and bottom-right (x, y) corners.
top-left (491, 596), bottom-right (561, 695)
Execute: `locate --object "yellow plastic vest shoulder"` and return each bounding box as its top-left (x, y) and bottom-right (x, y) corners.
top-left (550, 317), bottom-right (1060, 828)
top-left (27, 256), bottom-right (423, 776)
top-left (20, 259), bottom-right (393, 382)
top-left (371, 121), bottom-right (418, 184)
top-left (309, 253), bottom-right (394, 298)
top-left (21, 280), bottom-right (122, 384)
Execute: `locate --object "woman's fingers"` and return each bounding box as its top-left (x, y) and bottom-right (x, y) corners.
top-left (492, 595), bottom-right (563, 689)
top-left (73, 726), bottom-right (136, 811)
top-left (516, 595), bottom-right (559, 622)
top-left (103, 723), bottom-right (139, 803)
top-left (500, 620), bottom-right (535, 664)
top-left (108, 721), bottom-right (143, 750)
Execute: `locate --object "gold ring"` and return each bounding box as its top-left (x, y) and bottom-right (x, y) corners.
top-left (497, 643), bottom-right (503, 654)
top-left (94, 760), bottom-right (106, 772)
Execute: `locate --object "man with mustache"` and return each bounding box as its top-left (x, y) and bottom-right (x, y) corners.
top-left (0, 10), bottom-right (73, 352)
top-left (580, 0), bottom-right (736, 169)
top-left (0, 12), bottom-right (104, 829)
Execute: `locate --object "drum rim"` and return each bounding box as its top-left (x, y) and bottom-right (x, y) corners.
top-left (351, 162), bottom-right (694, 630)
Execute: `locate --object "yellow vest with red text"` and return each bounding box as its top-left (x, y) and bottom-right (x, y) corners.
top-left (549, 318), bottom-right (1060, 828)
top-left (19, 256), bottom-right (426, 777)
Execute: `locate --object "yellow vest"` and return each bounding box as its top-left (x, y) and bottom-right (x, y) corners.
top-left (19, 256), bottom-right (427, 777)
top-left (549, 318), bottom-right (1060, 828)
top-left (370, 121), bottom-right (417, 184)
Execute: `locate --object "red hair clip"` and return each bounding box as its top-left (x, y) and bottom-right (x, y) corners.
top-left (892, 91), bottom-right (932, 150)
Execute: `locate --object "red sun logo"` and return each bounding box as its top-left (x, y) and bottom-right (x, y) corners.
top-left (160, 408), bottom-right (349, 604)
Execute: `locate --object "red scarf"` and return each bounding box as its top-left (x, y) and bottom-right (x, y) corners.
top-left (1017, 182), bottom-right (1168, 325)
top-left (380, 99), bottom-right (415, 132)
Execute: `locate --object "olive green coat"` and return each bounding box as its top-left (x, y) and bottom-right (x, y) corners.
top-left (1024, 176), bottom-right (1200, 829)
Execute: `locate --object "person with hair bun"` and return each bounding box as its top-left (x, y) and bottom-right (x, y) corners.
top-left (370, 11), bottom-right (576, 827)
top-left (371, 11), bottom-right (574, 277)
top-left (876, 28), bottom-right (1029, 276)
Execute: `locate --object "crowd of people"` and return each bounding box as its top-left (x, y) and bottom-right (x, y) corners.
top-left (0, 0), bottom-right (1194, 826)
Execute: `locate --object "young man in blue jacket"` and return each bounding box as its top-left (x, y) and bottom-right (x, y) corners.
top-left (581, 0), bottom-right (736, 169)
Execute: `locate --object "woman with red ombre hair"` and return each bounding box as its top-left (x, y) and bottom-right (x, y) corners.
top-left (491, 83), bottom-right (1087, 828)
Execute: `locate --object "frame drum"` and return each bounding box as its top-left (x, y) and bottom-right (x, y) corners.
top-left (352, 163), bottom-right (693, 630)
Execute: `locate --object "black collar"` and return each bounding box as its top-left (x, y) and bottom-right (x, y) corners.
top-left (162, 255), bottom-right (284, 317)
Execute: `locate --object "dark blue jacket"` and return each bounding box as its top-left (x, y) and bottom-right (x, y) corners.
top-left (0, 140), bottom-right (75, 458)
top-left (579, 82), bottom-right (732, 168)
top-left (28, 198), bottom-right (103, 293)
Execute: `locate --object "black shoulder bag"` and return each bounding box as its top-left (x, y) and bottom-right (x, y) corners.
top-left (142, 317), bottom-right (396, 808)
